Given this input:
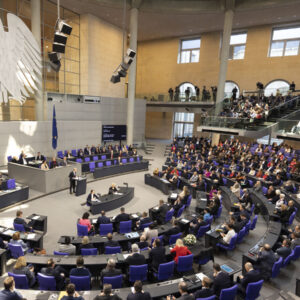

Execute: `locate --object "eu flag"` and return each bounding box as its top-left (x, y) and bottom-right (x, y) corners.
top-left (52, 105), bottom-right (58, 149)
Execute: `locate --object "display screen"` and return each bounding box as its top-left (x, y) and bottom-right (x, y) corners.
top-left (102, 125), bottom-right (127, 142)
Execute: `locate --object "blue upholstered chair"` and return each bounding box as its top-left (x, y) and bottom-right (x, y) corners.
top-left (250, 215), bottom-right (258, 230)
top-left (129, 264), bottom-right (148, 282)
top-left (93, 156), bottom-right (98, 161)
top-left (153, 261), bottom-right (175, 281)
top-left (216, 233), bottom-right (238, 251)
top-left (185, 195), bottom-right (192, 208)
top-left (81, 248), bottom-right (97, 255)
top-left (99, 224), bottom-right (113, 236)
top-left (84, 157), bottom-right (90, 162)
top-left (53, 251), bottom-right (69, 256)
top-left (245, 279), bottom-right (264, 300)
top-left (169, 232), bottom-right (182, 245)
top-left (77, 223), bottom-right (88, 236)
top-left (37, 273), bottom-right (56, 291)
top-left (70, 275), bottom-right (90, 291)
top-left (119, 220), bottom-right (132, 234)
top-left (103, 275), bottom-right (123, 289)
top-left (196, 224), bottom-right (210, 239)
top-left (122, 158), bottom-right (127, 164)
top-left (271, 257), bottom-right (282, 278)
top-left (106, 161), bottom-right (112, 166)
top-left (282, 250), bottom-right (294, 267)
top-left (165, 209), bottom-right (174, 223)
top-left (292, 245), bottom-right (300, 260)
top-left (177, 254), bottom-right (194, 272)
top-left (104, 246), bottom-right (121, 254)
top-left (89, 162), bottom-right (95, 172)
top-left (219, 284), bottom-right (238, 300)
top-left (7, 179), bottom-right (16, 189)
top-left (140, 222), bottom-right (153, 231)
top-left (97, 162), bottom-right (104, 168)
top-left (8, 272), bottom-right (29, 289)
top-left (13, 223), bottom-right (26, 232)
top-left (101, 155), bottom-right (106, 160)
top-left (176, 205), bottom-right (185, 218)
top-left (8, 243), bottom-right (24, 258)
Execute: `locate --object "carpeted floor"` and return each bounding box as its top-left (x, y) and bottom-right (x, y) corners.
top-left (0, 141), bottom-right (299, 299)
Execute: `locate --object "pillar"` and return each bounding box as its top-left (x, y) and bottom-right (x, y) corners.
top-left (31, 0), bottom-right (43, 121)
top-left (215, 8), bottom-right (234, 115)
top-left (127, 2), bottom-right (139, 145)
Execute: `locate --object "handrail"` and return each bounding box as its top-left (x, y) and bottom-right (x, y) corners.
top-left (268, 95), bottom-right (300, 115)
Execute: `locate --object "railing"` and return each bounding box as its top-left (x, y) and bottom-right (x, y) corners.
top-left (268, 95), bottom-right (300, 117)
top-left (276, 119), bottom-right (300, 135)
top-left (137, 93), bottom-right (215, 103)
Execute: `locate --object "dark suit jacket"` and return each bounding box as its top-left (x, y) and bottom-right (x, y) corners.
top-left (104, 240), bottom-right (120, 248)
top-left (140, 217), bottom-right (152, 226)
top-left (194, 288), bottom-right (214, 299)
top-left (158, 204), bottom-right (169, 220)
top-left (86, 193), bottom-right (99, 205)
top-left (276, 246), bottom-right (292, 259)
top-left (78, 243), bottom-right (95, 255)
top-left (61, 296), bottom-right (84, 300)
top-left (115, 213), bottom-right (130, 223)
top-left (177, 294), bottom-right (195, 300)
top-left (137, 241), bottom-right (149, 250)
top-left (213, 271), bottom-right (231, 296)
top-left (36, 155), bottom-right (45, 161)
top-left (13, 217), bottom-right (30, 231)
top-left (257, 250), bottom-right (277, 280)
top-left (69, 171), bottom-right (76, 182)
top-left (108, 187), bottom-right (118, 195)
top-left (70, 267), bottom-right (91, 277)
top-left (125, 253), bottom-right (146, 266)
top-left (0, 289), bottom-right (23, 300)
top-left (240, 269), bottom-right (261, 290)
top-left (100, 268), bottom-right (122, 280)
top-left (126, 292), bottom-right (152, 300)
top-left (97, 215), bottom-right (111, 225)
top-left (149, 246), bottom-right (166, 270)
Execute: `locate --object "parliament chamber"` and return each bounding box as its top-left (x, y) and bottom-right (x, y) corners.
top-left (0, 0), bottom-right (300, 300)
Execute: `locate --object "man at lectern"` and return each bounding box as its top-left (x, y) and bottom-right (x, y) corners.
top-left (69, 168), bottom-right (77, 194)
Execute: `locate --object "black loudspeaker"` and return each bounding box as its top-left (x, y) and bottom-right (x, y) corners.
top-left (48, 52), bottom-right (61, 62)
top-left (118, 67), bottom-right (127, 78)
top-left (296, 278), bottom-right (300, 296)
top-left (54, 31), bottom-right (67, 45)
top-left (58, 20), bottom-right (72, 35)
top-left (127, 48), bottom-right (136, 58)
top-left (49, 60), bottom-right (61, 72)
top-left (111, 74), bottom-right (120, 84)
top-left (53, 42), bottom-right (65, 53)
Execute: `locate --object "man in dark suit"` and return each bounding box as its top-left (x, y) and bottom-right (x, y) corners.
top-left (212, 263), bottom-right (232, 297)
top-left (237, 262), bottom-right (261, 297)
top-left (158, 200), bottom-right (169, 224)
top-left (84, 145), bottom-right (90, 155)
top-left (127, 280), bottom-right (151, 300)
top-left (256, 244), bottom-right (277, 280)
top-left (163, 219), bottom-right (181, 245)
top-left (86, 189), bottom-right (100, 206)
top-left (0, 276), bottom-right (23, 300)
top-left (136, 212), bottom-right (151, 229)
top-left (276, 239), bottom-right (292, 259)
top-left (149, 238), bottom-right (166, 271)
top-left (115, 207), bottom-right (130, 223)
top-left (193, 276), bottom-right (214, 299)
top-left (70, 257), bottom-right (91, 278)
top-left (103, 233), bottom-right (120, 250)
top-left (13, 210), bottom-right (33, 232)
top-left (190, 215), bottom-right (206, 235)
top-left (100, 259), bottom-right (122, 283)
top-left (18, 153), bottom-right (28, 165)
top-left (41, 258), bottom-right (66, 290)
top-left (36, 152), bottom-right (45, 161)
top-left (167, 281), bottom-right (194, 300)
top-left (91, 145), bottom-right (96, 154)
top-left (97, 211), bottom-right (111, 226)
top-left (68, 168), bottom-right (77, 194)
top-left (125, 244), bottom-right (146, 266)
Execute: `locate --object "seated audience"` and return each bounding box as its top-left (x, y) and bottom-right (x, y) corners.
top-left (125, 244), bottom-right (146, 266)
top-left (97, 211), bottom-right (111, 225)
top-left (143, 223), bottom-right (158, 246)
top-left (93, 284), bottom-right (122, 300)
top-left (276, 239), bottom-right (292, 259)
top-left (100, 259), bottom-right (122, 282)
top-left (104, 233), bottom-right (120, 249)
top-left (256, 244), bottom-right (277, 280)
top-left (61, 283), bottom-right (84, 300)
top-left (193, 276), bottom-right (214, 299)
top-left (9, 232), bottom-right (28, 253)
top-left (218, 223), bottom-right (236, 246)
top-left (13, 210), bottom-right (33, 232)
top-left (70, 256), bottom-right (91, 278)
top-left (163, 219), bottom-right (181, 245)
top-left (167, 281), bottom-right (194, 300)
top-left (58, 236), bottom-right (76, 255)
top-left (79, 212), bottom-right (94, 233)
top-left (41, 258), bottom-right (66, 290)
top-left (149, 238), bottom-right (166, 272)
top-left (127, 281), bottom-right (151, 300)
top-left (36, 152), bottom-right (45, 161)
top-left (0, 276), bottom-right (23, 300)
top-left (115, 207), bottom-right (130, 223)
top-left (136, 212), bottom-right (151, 229)
top-left (77, 236), bottom-right (95, 255)
top-left (12, 256), bottom-right (36, 287)
top-left (158, 200), bottom-right (169, 224)
top-left (170, 239), bottom-right (191, 263)
top-left (212, 263), bottom-right (232, 297)
top-left (137, 235), bottom-right (149, 250)
top-left (190, 215), bottom-right (206, 235)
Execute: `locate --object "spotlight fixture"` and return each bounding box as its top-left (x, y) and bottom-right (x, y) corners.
top-left (58, 20), bottom-right (72, 35)
top-left (52, 42), bottom-right (65, 53)
top-left (110, 73), bottom-right (121, 83)
top-left (126, 48), bottom-right (136, 58)
top-left (117, 66), bottom-right (127, 78)
top-left (54, 31), bottom-right (67, 45)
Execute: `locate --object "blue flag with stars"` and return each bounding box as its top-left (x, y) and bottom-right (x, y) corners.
top-left (52, 105), bottom-right (58, 149)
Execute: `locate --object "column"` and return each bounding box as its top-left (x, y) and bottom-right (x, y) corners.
top-left (31, 0), bottom-right (43, 121)
top-left (127, 3), bottom-right (139, 145)
top-left (215, 9), bottom-right (234, 115)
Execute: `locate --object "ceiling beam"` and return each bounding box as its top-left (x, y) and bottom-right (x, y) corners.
top-left (236, 0), bottom-right (300, 11)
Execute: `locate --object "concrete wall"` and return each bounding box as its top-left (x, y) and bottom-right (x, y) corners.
top-left (46, 97), bottom-right (146, 144)
top-left (0, 121), bottom-right (101, 165)
top-left (80, 14), bottom-right (125, 98)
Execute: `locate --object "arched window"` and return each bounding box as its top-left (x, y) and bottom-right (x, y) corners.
top-left (178, 82), bottom-right (196, 101)
top-left (264, 80), bottom-right (290, 97)
top-left (224, 81), bottom-right (240, 98)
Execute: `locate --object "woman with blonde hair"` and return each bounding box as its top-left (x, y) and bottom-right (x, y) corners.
top-left (13, 256), bottom-right (36, 287)
top-left (78, 236), bottom-right (95, 255)
top-left (170, 239), bottom-right (191, 263)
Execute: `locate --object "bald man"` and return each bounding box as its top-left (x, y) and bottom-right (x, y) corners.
top-left (237, 262), bottom-right (261, 297)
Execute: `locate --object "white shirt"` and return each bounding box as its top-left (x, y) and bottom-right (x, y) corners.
top-left (223, 229), bottom-right (235, 244)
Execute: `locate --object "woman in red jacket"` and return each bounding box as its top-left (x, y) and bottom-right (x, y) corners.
top-left (79, 212), bottom-right (94, 233)
top-left (170, 239), bottom-right (191, 263)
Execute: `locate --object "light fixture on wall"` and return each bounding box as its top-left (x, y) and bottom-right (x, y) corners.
top-left (48, 0), bottom-right (72, 72)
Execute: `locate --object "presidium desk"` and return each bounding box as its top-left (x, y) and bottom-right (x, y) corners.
top-left (90, 186), bottom-right (134, 215)
top-left (8, 161), bottom-right (81, 194)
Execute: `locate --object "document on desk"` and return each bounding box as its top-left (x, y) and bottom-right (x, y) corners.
top-left (123, 254), bottom-right (130, 259)
top-left (92, 219), bottom-right (97, 224)
top-left (3, 229), bottom-right (16, 236)
top-left (195, 272), bottom-right (207, 281)
top-left (161, 179), bottom-right (169, 183)
top-left (131, 214), bottom-right (139, 219)
top-left (27, 233), bottom-right (36, 239)
top-left (114, 192), bottom-right (123, 195)
top-left (32, 215), bottom-right (40, 220)
top-left (170, 193), bottom-right (178, 199)
top-left (181, 219), bottom-right (189, 224)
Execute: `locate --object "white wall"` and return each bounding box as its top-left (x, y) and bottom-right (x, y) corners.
top-left (0, 121), bottom-right (101, 165)
top-left (46, 97), bottom-right (146, 143)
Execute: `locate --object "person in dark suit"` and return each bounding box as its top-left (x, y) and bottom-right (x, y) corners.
top-left (97, 211), bottom-right (111, 226)
top-left (125, 244), bottom-right (146, 266)
top-left (86, 189), bottom-right (100, 206)
top-left (189, 215), bottom-right (206, 235)
top-left (68, 168), bottom-right (77, 194)
top-left (94, 284), bottom-right (122, 300)
top-left (167, 281), bottom-right (194, 300)
top-left (100, 259), bottom-right (122, 283)
top-left (91, 145), bottom-right (96, 154)
top-left (276, 239), bottom-right (292, 259)
top-left (84, 145), bottom-right (90, 155)
top-left (61, 283), bottom-right (84, 300)
top-left (158, 200), bottom-right (169, 224)
top-left (237, 262), bottom-right (261, 297)
top-left (70, 257), bottom-right (91, 278)
top-left (193, 276), bottom-right (214, 299)
top-left (163, 219), bottom-right (181, 245)
top-left (256, 244), bottom-right (277, 280)
top-left (212, 263), bottom-right (232, 297)
top-left (0, 276), bottom-right (23, 300)
top-left (40, 258), bottom-right (66, 290)
top-left (36, 152), bottom-right (45, 161)
top-left (127, 280), bottom-right (151, 300)
top-left (137, 235), bottom-right (149, 250)
top-left (13, 210), bottom-right (33, 232)
top-left (149, 238), bottom-right (166, 271)
top-left (104, 233), bottom-right (120, 250)
top-left (136, 212), bottom-right (151, 230)
top-left (114, 207), bottom-right (130, 223)
top-left (108, 183), bottom-right (118, 195)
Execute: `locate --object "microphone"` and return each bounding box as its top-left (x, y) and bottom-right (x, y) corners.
top-left (123, 182), bottom-right (128, 189)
